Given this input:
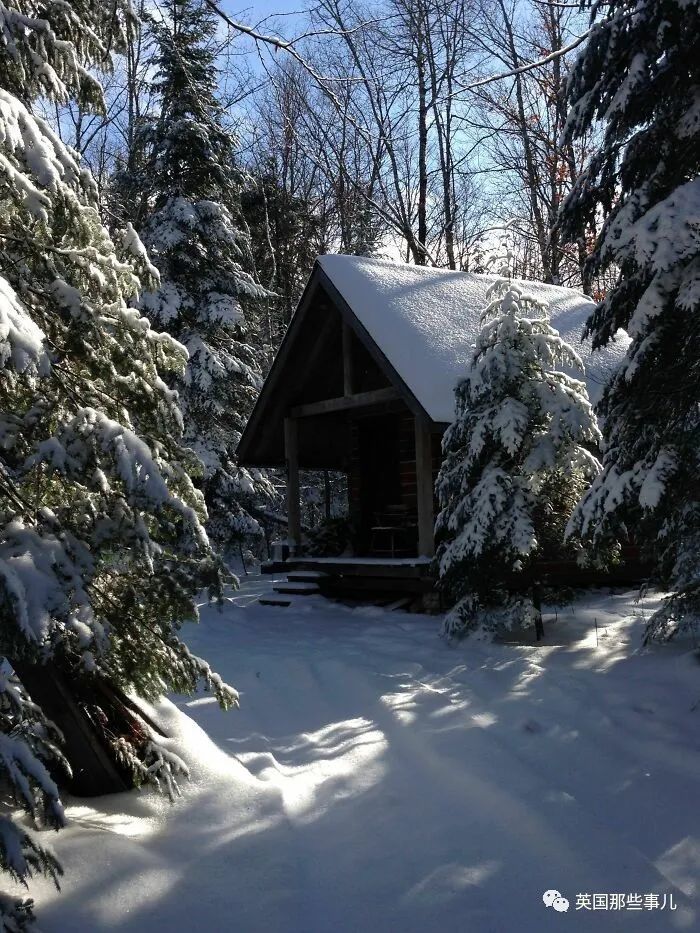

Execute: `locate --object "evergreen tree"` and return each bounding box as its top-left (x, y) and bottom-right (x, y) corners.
top-left (558, 0), bottom-right (700, 640)
top-left (0, 1), bottom-right (235, 923)
top-left (134, 0), bottom-right (274, 553)
top-left (435, 277), bottom-right (601, 638)
top-left (243, 164), bottom-right (322, 333)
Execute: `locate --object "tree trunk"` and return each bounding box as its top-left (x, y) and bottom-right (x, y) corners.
top-left (12, 660), bottom-right (129, 797)
top-left (498, 0), bottom-right (553, 282)
top-left (416, 25), bottom-right (429, 265)
top-left (532, 583), bottom-right (545, 641)
top-left (324, 470), bottom-right (332, 520)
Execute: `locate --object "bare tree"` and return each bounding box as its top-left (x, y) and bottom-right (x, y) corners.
top-left (43, 0), bottom-right (157, 217)
top-left (473, 0), bottom-right (595, 286)
top-left (302, 0), bottom-right (487, 267)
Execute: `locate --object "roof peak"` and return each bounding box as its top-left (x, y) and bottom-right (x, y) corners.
top-left (316, 253), bottom-right (590, 302)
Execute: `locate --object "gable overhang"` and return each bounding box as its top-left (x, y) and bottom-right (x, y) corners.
top-left (237, 261), bottom-right (442, 469)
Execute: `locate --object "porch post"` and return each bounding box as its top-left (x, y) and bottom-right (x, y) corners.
top-left (342, 320), bottom-right (354, 396)
top-left (284, 416), bottom-right (301, 554)
top-left (414, 415), bottom-right (435, 557)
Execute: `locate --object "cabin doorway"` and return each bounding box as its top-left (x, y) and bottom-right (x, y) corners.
top-left (357, 414), bottom-right (401, 555)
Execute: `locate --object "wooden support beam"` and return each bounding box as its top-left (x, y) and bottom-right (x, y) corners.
top-left (290, 387), bottom-right (401, 418)
top-left (284, 417), bottom-right (301, 553)
top-left (342, 320), bottom-right (354, 396)
top-left (414, 415), bottom-right (435, 557)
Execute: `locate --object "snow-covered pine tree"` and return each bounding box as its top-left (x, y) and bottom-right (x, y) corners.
top-left (133, 0), bottom-right (274, 554)
top-left (0, 1), bottom-right (236, 923)
top-left (558, 0), bottom-right (700, 641)
top-left (435, 278), bottom-right (602, 638)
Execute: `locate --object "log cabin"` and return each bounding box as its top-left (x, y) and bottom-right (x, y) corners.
top-left (237, 256), bottom-right (628, 605)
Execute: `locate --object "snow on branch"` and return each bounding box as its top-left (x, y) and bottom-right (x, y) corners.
top-left (27, 408), bottom-right (209, 547)
top-left (0, 276), bottom-right (49, 376)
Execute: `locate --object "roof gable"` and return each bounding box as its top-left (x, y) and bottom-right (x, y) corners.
top-left (237, 264), bottom-right (424, 467)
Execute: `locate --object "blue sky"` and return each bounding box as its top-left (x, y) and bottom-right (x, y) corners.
top-left (223, 0), bottom-right (307, 36)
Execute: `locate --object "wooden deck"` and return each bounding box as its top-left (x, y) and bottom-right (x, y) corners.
top-left (260, 549), bottom-right (651, 612)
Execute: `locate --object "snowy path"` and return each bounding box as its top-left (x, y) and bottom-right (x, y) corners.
top-left (24, 578), bottom-right (700, 931)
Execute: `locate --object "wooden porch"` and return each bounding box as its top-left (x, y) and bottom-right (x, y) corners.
top-left (261, 555), bottom-right (438, 610)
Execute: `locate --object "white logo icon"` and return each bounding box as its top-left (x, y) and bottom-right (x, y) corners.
top-left (543, 890), bottom-right (570, 912)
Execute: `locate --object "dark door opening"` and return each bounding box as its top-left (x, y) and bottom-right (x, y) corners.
top-left (357, 414), bottom-right (401, 555)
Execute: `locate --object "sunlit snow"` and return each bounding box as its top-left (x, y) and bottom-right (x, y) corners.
top-left (13, 576), bottom-right (700, 932)
top-left (318, 255), bottom-right (629, 421)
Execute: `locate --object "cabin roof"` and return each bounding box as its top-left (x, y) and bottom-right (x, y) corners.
top-left (238, 255), bottom-right (629, 467)
top-left (316, 255), bottom-right (628, 421)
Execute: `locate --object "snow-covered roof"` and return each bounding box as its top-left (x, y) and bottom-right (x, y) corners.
top-left (318, 255), bottom-right (628, 422)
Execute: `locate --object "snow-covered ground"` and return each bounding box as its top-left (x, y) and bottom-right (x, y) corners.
top-left (20, 577), bottom-right (700, 931)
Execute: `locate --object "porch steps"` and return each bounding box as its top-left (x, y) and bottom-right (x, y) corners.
top-left (273, 581), bottom-right (321, 596)
top-left (258, 596), bottom-right (293, 608)
top-left (286, 571), bottom-right (329, 583)
top-left (258, 575), bottom-right (325, 606)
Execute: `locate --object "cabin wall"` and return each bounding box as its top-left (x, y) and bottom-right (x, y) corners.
top-left (349, 421), bottom-right (360, 528)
